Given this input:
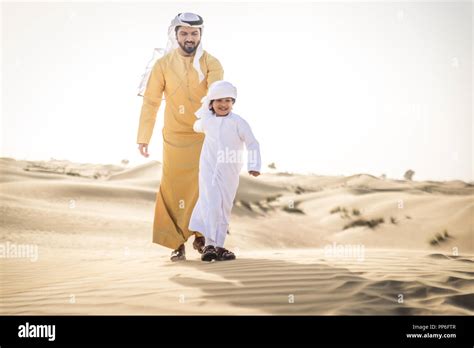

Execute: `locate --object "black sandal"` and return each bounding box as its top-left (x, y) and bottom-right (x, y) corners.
top-left (201, 245), bottom-right (218, 262)
top-left (216, 247), bottom-right (236, 261)
top-left (170, 244), bottom-right (186, 262)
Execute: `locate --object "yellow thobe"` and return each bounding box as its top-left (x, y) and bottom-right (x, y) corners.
top-left (137, 48), bottom-right (224, 250)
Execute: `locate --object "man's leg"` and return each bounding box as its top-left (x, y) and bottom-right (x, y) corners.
top-left (192, 232), bottom-right (205, 254)
top-left (170, 243), bottom-right (186, 262)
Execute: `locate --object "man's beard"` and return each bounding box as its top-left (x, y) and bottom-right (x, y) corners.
top-left (178, 40), bottom-right (200, 54)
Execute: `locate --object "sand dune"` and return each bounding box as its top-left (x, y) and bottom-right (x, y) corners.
top-left (1, 248), bottom-right (472, 315)
top-left (108, 161), bottom-right (162, 183)
top-left (0, 158), bottom-right (472, 315)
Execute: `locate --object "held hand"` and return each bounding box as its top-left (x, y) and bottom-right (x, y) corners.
top-left (248, 171), bottom-right (260, 177)
top-left (138, 143), bottom-right (149, 158)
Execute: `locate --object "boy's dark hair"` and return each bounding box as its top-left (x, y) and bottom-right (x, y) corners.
top-left (209, 98), bottom-right (236, 114)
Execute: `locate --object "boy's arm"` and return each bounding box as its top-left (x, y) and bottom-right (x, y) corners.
top-left (193, 118), bottom-right (205, 133)
top-left (238, 119), bottom-right (261, 173)
top-left (137, 60), bottom-right (165, 144)
top-left (193, 114), bottom-right (210, 133)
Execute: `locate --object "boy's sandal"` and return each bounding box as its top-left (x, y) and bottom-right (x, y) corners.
top-left (216, 247), bottom-right (236, 261)
top-left (201, 245), bottom-right (218, 262)
top-left (170, 244), bottom-right (186, 262)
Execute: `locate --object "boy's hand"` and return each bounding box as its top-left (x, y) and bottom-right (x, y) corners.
top-left (248, 171), bottom-right (260, 177)
top-left (138, 143), bottom-right (149, 158)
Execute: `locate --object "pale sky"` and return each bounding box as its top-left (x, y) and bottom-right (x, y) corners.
top-left (1, 1), bottom-right (472, 181)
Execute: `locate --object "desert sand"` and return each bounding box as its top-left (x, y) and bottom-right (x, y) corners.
top-left (1, 157), bottom-right (473, 315)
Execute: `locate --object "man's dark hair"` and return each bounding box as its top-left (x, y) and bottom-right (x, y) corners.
top-left (209, 98), bottom-right (236, 114)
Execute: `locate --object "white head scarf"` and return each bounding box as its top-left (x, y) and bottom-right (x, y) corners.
top-left (137, 12), bottom-right (205, 96)
top-left (195, 81), bottom-right (237, 119)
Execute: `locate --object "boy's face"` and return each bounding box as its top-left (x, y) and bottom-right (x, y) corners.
top-left (176, 27), bottom-right (201, 54)
top-left (211, 98), bottom-right (234, 116)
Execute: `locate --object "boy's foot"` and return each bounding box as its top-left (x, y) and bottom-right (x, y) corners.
top-left (216, 247), bottom-right (236, 261)
top-left (170, 244), bottom-right (186, 262)
top-left (193, 236), bottom-right (205, 254)
top-left (201, 245), bottom-right (218, 262)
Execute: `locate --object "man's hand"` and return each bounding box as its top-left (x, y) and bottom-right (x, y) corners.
top-left (248, 171), bottom-right (260, 177)
top-left (138, 143), bottom-right (149, 158)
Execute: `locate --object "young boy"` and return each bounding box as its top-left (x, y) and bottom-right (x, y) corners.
top-left (189, 81), bottom-right (261, 262)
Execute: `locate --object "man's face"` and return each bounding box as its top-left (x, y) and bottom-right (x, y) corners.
top-left (211, 98), bottom-right (234, 116)
top-left (176, 26), bottom-right (201, 55)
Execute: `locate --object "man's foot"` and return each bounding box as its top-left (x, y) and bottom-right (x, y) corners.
top-left (170, 244), bottom-right (186, 262)
top-left (193, 236), bottom-right (205, 254)
top-left (216, 247), bottom-right (236, 261)
top-left (201, 245), bottom-right (218, 262)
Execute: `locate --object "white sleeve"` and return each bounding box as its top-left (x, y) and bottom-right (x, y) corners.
top-left (193, 115), bottom-right (210, 133)
top-left (237, 118), bottom-right (261, 172)
top-left (193, 119), bottom-right (204, 133)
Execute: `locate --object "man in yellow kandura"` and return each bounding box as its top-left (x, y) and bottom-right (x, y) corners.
top-left (136, 12), bottom-right (224, 261)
